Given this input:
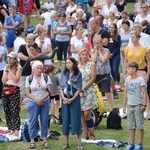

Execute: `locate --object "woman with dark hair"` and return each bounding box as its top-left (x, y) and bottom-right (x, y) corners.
top-left (108, 23), bottom-right (121, 89)
top-left (14, 27), bottom-right (26, 53)
top-left (2, 51), bottom-right (22, 138)
top-left (53, 12), bottom-right (72, 74)
top-left (115, 0), bottom-right (127, 16)
top-left (60, 57), bottom-right (82, 150)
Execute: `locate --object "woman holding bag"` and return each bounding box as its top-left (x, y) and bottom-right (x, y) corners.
top-left (2, 51), bottom-right (22, 138)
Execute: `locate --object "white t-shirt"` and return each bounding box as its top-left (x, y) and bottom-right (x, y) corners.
top-left (0, 45), bottom-right (6, 71)
top-left (134, 14), bottom-right (150, 23)
top-left (35, 37), bottom-right (52, 65)
top-left (102, 4), bottom-right (118, 25)
top-left (66, 4), bottom-right (77, 16)
top-left (41, 12), bottom-right (52, 25)
top-left (25, 74), bottom-right (52, 101)
top-left (14, 37), bottom-right (26, 53)
top-left (43, 2), bottom-right (54, 10)
top-left (70, 36), bottom-right (88, 61)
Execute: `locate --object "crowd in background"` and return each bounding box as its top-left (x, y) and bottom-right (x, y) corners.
top-left (0, 0), bottom-right (150, 149)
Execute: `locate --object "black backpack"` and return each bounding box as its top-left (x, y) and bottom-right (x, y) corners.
top-left (107, 108), bottom-right (122, 130)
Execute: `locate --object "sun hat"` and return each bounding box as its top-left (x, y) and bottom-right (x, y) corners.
top-left (7, 51), bottom-right (18, 59)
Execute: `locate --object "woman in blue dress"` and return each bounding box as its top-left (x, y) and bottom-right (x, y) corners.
top-left (60, 57), bottom-right (83, 150)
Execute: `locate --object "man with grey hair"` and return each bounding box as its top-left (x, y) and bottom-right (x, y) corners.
top-left (128, 22), bottom-right (150, 50)
top-left (18, 33), bottom-right (35, 104)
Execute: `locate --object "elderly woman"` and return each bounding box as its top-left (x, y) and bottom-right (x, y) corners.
top-left (78, 48), bottom-right (98, 140)
top-left (25, 61), bottom-right (51, 149)
top-left (60, 57), bottom-right (82, 150)
top-left (2, 52), bottom-right (22, 138)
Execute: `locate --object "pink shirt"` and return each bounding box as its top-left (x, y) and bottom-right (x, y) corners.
top-left (5, 65), bottom-right (22, 87)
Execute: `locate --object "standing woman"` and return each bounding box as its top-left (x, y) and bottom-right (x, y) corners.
top-left (91, 35), bottom-right (114, 111)
top-left (14, 27), bottom-right (26, 53)
top-left (70, 26), bottom-right (87, 61)
top-left (78, 48), bottom-right (98, 140)
top-left (108, 23), bottom-right (121, 87)
top-left (54, 12), bottom-right (72, 74)
top-left (35, 27), bottom-right (52, 68)
top-left (19, 0), bottom-right (38, 28)
top-left (2, 51), bottom-right (22, 137)
top-left (25, 61), bottom-right (51, 148)
top-left (115, 0), bottom-right (127, 17)
top-left (60, 57), bottom-right (82, 150)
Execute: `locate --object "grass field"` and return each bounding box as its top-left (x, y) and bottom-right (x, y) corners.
top-left (0, 2), bottom-right (150, 150)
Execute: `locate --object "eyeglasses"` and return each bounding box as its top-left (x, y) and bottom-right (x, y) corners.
top-left (60, 15), bottom-right (65, 18)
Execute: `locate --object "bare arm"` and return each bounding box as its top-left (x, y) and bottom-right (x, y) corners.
top-left (140, 85), bottom-right (147, 112)
top-left (82, 62), bottom-right (96, 90)
top-left (99, 50), bottom-right (110, 63)
top-left (123, 87), bottom-right (127, 114)
top-left (91, 49), bottom-right (98, 63)
top-left (41, 44), bottom-right (52, 54)
top-left (18, 52), bottom-right (29, 61)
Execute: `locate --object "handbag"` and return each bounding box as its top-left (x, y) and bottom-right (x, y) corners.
top-left (3, 86), bottom-right (17, 96)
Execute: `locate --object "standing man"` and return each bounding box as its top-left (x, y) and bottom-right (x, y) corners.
top-left (4, 6), bottom-right (22, 53)
top-left (18, 33), bottom-right (35, 104)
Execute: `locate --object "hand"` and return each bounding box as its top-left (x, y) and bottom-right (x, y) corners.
top-left (10, 13), bottom-right (13, 18)
top-left (140, 106), bottom-right (146, 112)
top-left (5, 64), bottom-right (10, 71)
top-left (80, 93), bottom-right (84, 98)
top-left (67, 98), bottom-right (74, 104)
top-left (123, 107), bottom-right (126, 114)
top-left (109, 54), bottom-right (113, 58)
top-left (146, 74), bottom-right (149, 82)
top-left (63, 97), bottom-right (69, 104)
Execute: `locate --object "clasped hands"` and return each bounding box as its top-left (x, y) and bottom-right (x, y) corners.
top-left (35, 98), bottom-right (43, 106)
top-left (63, 97), bottom-right (74, 104)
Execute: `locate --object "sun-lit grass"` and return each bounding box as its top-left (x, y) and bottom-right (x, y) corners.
top-left (1, 2), bottom-right (150, 150)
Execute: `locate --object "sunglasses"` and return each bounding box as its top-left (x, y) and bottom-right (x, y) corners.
top-left (60, 15), bottom-right (65, 18)
top-left (141, 7), bottom-right (146, 8)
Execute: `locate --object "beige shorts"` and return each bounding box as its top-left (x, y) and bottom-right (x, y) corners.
top-left (20, 76), bottom-right (27, 98)
top-left (127, 105), bottom-right (144, 130)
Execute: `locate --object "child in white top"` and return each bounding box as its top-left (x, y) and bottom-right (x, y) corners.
top-left (108, 11), bottom-right (118, 26)
top-left (43, 0), bottom-right (54, 11)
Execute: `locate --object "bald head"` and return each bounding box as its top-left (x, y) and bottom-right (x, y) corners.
top-left (26, 33), bottom-right (35, 44)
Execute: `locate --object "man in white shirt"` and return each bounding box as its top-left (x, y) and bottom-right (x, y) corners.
top-left (128, 22), bottom-right (150, 50)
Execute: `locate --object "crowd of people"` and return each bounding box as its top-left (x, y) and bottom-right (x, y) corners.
top-left (0, 0), bottom-right (150, 150)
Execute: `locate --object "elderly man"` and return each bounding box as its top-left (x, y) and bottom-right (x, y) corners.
top-left (18, 33), bottom-right (35, 104)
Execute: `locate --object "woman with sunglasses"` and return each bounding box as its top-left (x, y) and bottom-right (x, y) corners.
top-left (54, 12), bottom-right (72, 74)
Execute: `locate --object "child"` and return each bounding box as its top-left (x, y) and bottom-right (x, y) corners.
top-left (108, 11), bottom-right (117, 26)
top-left (123, 62), bottom-right (147, 150)
top-left (35, 16), bottom-right (48, 34)
top-left (43, 0), bottom-right (54, 11)
top-left (45, 64), bottom-right (60, 123)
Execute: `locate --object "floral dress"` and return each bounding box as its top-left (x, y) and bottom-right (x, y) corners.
top-left (79, 61), bottom-right (98, 111)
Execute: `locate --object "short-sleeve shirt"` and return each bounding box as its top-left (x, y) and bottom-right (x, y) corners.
top-left (55, 21), bottom-right (71, 42)
top-left (0, 45), bottom-right (6, 71)
top-left (25, 74), bottom-right (52, 101)
top-left (124, 76), bottom-right (146, 106)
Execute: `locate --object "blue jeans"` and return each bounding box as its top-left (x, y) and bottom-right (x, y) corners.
top-left (28, 99), bottom-right (50, 139)
top-left (56, 41), bottom-right (69, 61)
top-left (83, 3), bottom-right (88, 12)
top-left (109, 55), bottom-right (120, 83)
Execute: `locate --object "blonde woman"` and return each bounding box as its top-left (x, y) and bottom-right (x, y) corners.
top-left (78, 48), bottom-right (98, 140)
top-left (2, 52), bottom-right (22, 138)
top-left (70, 26), bottom-right (87, 61)
top-left (91, 35), bottom-right (114, 111)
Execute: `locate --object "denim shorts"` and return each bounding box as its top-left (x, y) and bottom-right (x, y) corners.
top-left (127, 105), bottom-right (144, 130)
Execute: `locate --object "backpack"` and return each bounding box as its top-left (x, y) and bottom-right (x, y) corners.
top-left (20, 120), bottom-right (39, 142)
top-left (25, 25), bottom-right (35, 36)
top-left (107, 108), bottom-right (122, 130)
top-left (28, 74), bottom-right (48, 85)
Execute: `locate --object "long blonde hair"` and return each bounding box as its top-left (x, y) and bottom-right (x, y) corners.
top-left (78, 48), bottom-right (90, 65)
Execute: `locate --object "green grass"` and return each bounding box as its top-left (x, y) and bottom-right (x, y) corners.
top-left (1, 2), bottom-right (150, 150)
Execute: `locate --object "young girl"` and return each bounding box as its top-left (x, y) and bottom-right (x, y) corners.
top-left (45, 64), bottom-right (60, 124)
top-left (108, 11), bottom-right (118, 26)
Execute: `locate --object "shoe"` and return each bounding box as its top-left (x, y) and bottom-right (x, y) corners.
top-left (56, 68), bottom-right (62, 74)
top-left (125, 144), bottom-right (135, 150)
top-left (62, 144), bottom-right (69, 149)
top-left (113, 90), bottom-right (119, 99)
top-left (134, 144), bottom-right (143, 150)
top-left (78, 145), bottom-right (83, 150)
top-left (42, 141), bottom-right (50, 148)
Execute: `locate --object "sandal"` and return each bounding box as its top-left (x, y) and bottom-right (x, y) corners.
top-left (29, 142), bottom-right (36, 149)
top-left (78, 145), bottom-right (83, 150)
top-left (62, 144), bottom-right (69, 149)
top-left (42, 141), bottom-right (50, 148)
